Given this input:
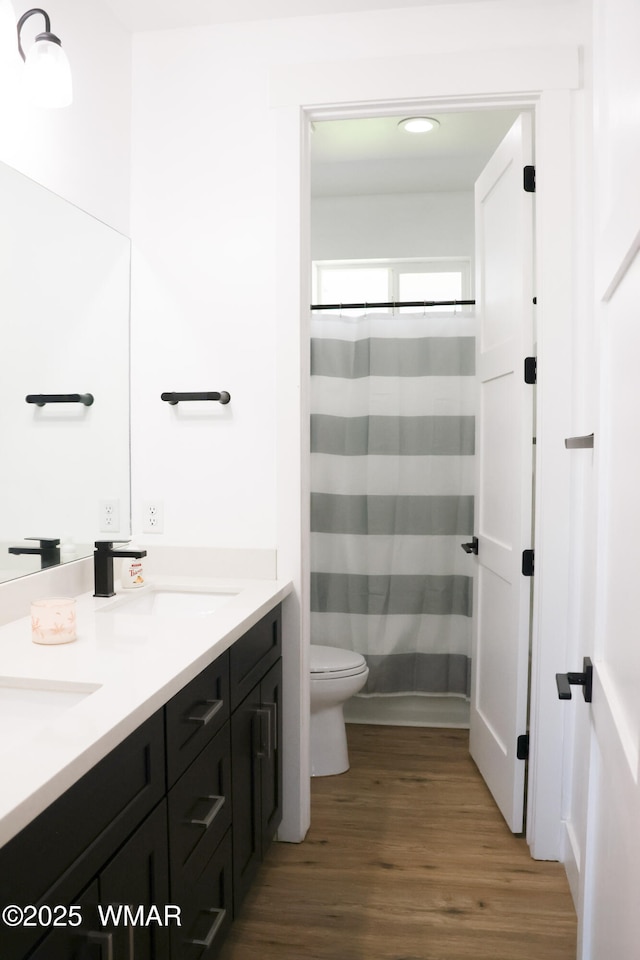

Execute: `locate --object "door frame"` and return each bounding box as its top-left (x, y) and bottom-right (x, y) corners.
top-left (272, 47), bottom-right (579, 860)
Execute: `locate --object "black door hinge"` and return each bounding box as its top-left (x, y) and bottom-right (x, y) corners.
top-left (523, 165), bottom-right (536, 193)
top-left (524, 357), bottom-right (537, 384)
top-left (517, 734), bottom-right (530, 760)
top-left (522, 549), bottom-right (535, 577)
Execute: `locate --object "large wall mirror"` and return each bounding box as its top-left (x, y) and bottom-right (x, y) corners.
top-left (0, 161), bottom-right (131, 583)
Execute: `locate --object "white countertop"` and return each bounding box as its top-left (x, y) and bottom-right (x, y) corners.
top-left (0, 574), bottom-right (292, 846)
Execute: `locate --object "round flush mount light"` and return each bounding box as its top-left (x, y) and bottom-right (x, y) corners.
top-left (398, 117), bottom-right (440, 134)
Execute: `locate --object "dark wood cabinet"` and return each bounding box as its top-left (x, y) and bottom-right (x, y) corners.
top-left (28, 801), bottom-right (171, 960)
top-left (0, 602), bottom-right (283, 960)
top-left (0, 711), bottom-right (166, 960)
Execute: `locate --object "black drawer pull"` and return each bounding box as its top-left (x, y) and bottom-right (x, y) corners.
top-left (186, 908), bottom-right (226, 948)
top-left (255, 708), bottom-right (272, 759)
top-left (86, 931), bottom-right (114, 960)
top-left (264, 700), bottom-right (278, 751)
top-left (187, 699), bottom-right (224, 726)
top-left (188, 795), bottom-right (225, 829)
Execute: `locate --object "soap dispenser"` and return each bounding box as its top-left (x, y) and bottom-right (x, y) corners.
top-left (121, 547), bottom-right (145, 590)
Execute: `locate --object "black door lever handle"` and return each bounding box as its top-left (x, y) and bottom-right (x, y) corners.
top-left (556, 657), bottom-right (593, 703)
top-left (460, 536), bottom-right (479, 555)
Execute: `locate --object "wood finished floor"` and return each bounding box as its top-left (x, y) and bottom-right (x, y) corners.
top-left (218, 725), bottom-right (577, 960)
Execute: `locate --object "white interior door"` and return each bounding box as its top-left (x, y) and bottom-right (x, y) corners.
top-left (579, 251), bottom-right (640, 958)
top-left (576, 2), bottom-right (640, 955)
top-left (469, 114), bottom-right (534, 833)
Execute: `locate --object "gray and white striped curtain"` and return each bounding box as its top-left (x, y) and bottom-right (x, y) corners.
top-left (310, 312), bottom-right (475, 697)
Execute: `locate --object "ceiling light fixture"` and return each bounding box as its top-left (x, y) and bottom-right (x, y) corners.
top-left (398, 117), bottom-right (440, 134)
top-left (17, 7), bottom-right (72, 108)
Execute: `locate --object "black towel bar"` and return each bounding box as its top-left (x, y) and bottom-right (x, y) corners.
top-left (161, 391), bottom-right (231, 405)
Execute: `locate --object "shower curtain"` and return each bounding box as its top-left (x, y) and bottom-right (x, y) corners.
top-left (310, 311), bottom-right (475, 697)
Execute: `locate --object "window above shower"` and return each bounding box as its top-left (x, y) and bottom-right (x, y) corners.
top-left (312, 258), bottom-right (472, 314)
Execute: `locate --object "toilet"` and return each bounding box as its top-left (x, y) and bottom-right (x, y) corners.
top-left (309, 644), bottom-right (369, 777)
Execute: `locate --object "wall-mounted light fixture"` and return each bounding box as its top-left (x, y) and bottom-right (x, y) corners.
top-left (17, 7), bottom-right (72, 108)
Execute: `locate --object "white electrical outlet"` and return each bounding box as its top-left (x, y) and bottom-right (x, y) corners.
top-left (99, 499), bottom-right (120, 532)
top-left (142, 500), bottom-right (164, 534)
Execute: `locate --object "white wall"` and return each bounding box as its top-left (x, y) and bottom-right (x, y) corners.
top-left (311, 191), bottom-right (474, 261)
top-left (0, 0), bottom-right (131, 232)
top-left (130, 1), bottom-right (586, 552)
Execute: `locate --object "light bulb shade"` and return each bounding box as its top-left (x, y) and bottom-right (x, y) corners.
top-left (24, 34), bottom-right (72, 108)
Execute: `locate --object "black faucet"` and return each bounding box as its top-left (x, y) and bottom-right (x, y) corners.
top-left (94, 540), bottom-right (147, 598)
top-left (9, 537), bottom-right (61, 569)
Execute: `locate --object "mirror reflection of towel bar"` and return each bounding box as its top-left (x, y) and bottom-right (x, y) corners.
top-left (26, 393), bottom-right (94, 406)
top-left (564, 433), bottom-right (594, 449)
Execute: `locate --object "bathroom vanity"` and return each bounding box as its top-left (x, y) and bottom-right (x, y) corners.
top-left (0, 573), bottom-right (291, 960)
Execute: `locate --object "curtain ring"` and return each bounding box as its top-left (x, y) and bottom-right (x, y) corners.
top-left (423, 300), bottom-right (427, 316)
top-left (339, 302), bottom-right (343, 317)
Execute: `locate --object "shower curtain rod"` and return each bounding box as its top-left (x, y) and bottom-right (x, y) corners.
top-left (310, 299), bottom-right (476, 311)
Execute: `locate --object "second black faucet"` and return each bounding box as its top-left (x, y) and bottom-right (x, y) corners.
top-left (94, 541), bottom-right (147, 598)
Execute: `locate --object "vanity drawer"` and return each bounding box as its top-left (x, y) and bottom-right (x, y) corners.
top-left (229, 604), bottom-right (281, 709)
top-left (166, 651), bottom-right (230, 787)
top-left (171, 828), bottom-right (233, 960)
top-left (168, 722), bottom-right (231, 893)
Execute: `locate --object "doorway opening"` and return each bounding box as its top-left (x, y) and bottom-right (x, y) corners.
top-left (307, 107), bottom-right (536, 826)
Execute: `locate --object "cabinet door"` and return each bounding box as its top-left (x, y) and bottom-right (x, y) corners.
top-left (99, 801), bottom-right (171, 960)
top-left (260, 658), bottom-right (283, 856)
top-left (25, 882), bottom-right (115, 960)
top-left (230, 657), bottom-right (283, 912)
top-left (230, 684), bottom-right (262, 911)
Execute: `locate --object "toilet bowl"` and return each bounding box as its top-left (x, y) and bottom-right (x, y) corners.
top-left (310, 644), bottom-right (369, 777)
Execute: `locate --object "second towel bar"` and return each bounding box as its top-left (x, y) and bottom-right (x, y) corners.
top-left (161, 391), bottom-right (231, 405)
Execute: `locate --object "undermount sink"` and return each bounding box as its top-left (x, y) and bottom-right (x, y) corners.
top-left (0, 679), bottom-right (101, 756)
top-left (101, 587), bottom-right (239, 617)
